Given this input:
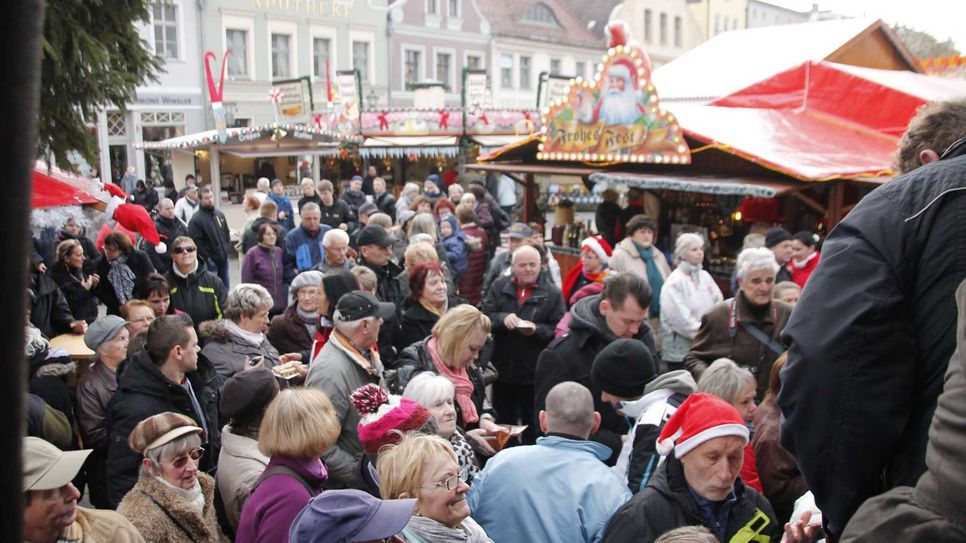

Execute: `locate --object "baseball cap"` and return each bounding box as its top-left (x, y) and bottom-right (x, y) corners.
top-left (84, 315), bottom-right (128, 351)
top-left (357, 225), bottom-right (393, 248)
top-left (335, 291), bottom-right (396, 322)
top-left (289, 489), bottom-right (416, 543)
top-left (23, 437), bottom-right (92, 492)
top-left (508, 223), bottom-right (534, 240)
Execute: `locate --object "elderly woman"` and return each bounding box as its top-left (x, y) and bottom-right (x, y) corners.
top-left (561, 235), bottom-right (616, 306)
top-left (610, 215), bottom-right (671, 339)
top-left (773, 281), bottom-right (802, 307)
top-left (117, 412), bottom-right (227, 542)
top-left (267, 270), bottom-right (323, 360)
top-left (200, 283), bottom-right (302, 387)
top-left (698, 358), bottom-right (763, 494)
top-left (76, 315), bottom-right (130, 508)
top-left (659, 233), bottom-right (724, 371)
top-left (404, 372), bottom-right (482, 481)
top-left (396, 182), bottom-right (421, 219)
top-left (241, 223), bottom-right (287, 315)
top-left (216, 367), bottom-right (279, 531)
top-left (235, 388), bottom-right (341, 543)
top-left (388, 305), bottom-right (500, 452)
top-left (377, 433), bottom-right (493, 542)
top-left (751, 353), bottom-right (807, 523)
top-left (397, 262), bottom-right (455, 350)
top-left (684, 247), bottom-right (792, 399)
top-left (95, 231), bottom-right (155, 315)
top-left (51, 239), bottom-right (100, 324)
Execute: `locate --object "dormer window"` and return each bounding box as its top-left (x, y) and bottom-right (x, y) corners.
top-left (523, 2), bottom-right (560, 27)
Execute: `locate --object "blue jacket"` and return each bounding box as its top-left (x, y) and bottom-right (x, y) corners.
top-left (283, 225), bottom-right (331, 282)
top-left (468, 435), bottom-right (630, 543)
top-left (268, 192), bottom-right (296, 230)
top-left (439, 215), bottom-right (468, 277)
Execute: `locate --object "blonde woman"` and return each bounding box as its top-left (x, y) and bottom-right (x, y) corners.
top-left (388, 305), bottom-right (501, 453)
top-left (235, 388), bottom-right (340, 543)
top-left (377, 434), bottom-right (493, 543)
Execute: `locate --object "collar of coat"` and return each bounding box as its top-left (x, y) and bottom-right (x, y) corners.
top-left (126, 473), bottom-right (217, 539)
top-left (330, 330), bottom-right (382, 376)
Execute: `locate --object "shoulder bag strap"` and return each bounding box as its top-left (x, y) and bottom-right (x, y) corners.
top-left (740, 323), bottom-right (785, 356)
top-left (253, 465), bottom-right (316, 497)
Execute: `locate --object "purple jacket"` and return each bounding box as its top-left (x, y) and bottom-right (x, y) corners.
top-left (241, 244), bottom-right (287, 313)
top-left (235, 456), bottom-right (327, 543)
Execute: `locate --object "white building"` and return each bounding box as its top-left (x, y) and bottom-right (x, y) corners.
top-left (613, 0), bottom-right (705, 68)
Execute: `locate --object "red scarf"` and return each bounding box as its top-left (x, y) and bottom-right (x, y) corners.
top-left (561, 262), bottom-right (612, 303)
top-left (427, 337), bottom-right (479, 424)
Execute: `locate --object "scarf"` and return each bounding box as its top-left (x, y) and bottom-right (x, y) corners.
top-left (792, 251), bottom-right (818, 269)
top-left (157, 476), bottom-right (206, 512)
top-left (677, 260), bottom-right (703, 282)
top-left (223, 319), bottom-right (265, 348)
top-left (402, 515), bottom-right (492, 543)
top-left (635, 243), bottom-right (664, 317)
top-left (449, 431), bottom-right (481, 480)
top-left (419, 299), bottom-right (446, 318)
top-left (108, 256), bottom-right (136, 304)
top-left (427, 337), bottom-right (479, 424)
top-left (296, 307), bottom-right (319, 337)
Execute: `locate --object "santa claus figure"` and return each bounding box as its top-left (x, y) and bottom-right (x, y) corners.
top-left (598, 61), bottom-right (643, 126)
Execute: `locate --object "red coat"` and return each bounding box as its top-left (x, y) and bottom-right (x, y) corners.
top-left (458, 222), bottom-right (489, 305)
top-left (741, 441), bottom-right (763, 493)
top-left (789, 251), bottom-right (820, 288)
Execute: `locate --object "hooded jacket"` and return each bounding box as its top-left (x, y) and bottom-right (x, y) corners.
top-left (780, 153), bottom-right (966, 537)
top-left (534, 295), bottom-right (657, 464)
top-left (439, 215), bottom-right (469, 277)
top-left (165, 263), bottom-right (226, 326)
top-left (187, 205), bottom-right (231, 264)
top-left (602, 454), bottom-right (780, 543)
top-left (105, 351), bottom-right (221, 507)
top-left (482, 274), bottom-right (565, 385)
top-left (615, 371), bottom-right (697, 494)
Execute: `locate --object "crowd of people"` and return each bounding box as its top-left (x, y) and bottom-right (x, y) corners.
top-left (21, 98), bottom-right (966, 543)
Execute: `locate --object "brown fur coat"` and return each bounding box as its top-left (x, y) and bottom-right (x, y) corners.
top-left (117, 472), bottom-right (228, 543)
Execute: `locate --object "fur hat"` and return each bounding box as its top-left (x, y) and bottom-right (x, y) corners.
top-left (351, 384), bottom-right (432, 455)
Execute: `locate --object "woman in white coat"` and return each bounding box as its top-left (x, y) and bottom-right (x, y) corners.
top-left (659, 233), bottom-right (723, 371)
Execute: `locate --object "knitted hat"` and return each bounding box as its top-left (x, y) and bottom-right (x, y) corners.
top-left (220, 367), bottom-right (279, 424)
top-left (591, 338), bottom-right (657, 399)
top-left (291, 270), bottom-right (324, 294)
top-left (581, 235), bottom-right (613, 262)
top-left (351, 384), bottom-right (432, 455)
top-left (128, 412), bottom-right (204, 455)
top-left (106, 197), bottom-right (167, 254)
top-left (655, 393), bottom-right (749, 458)
top-left (764, 227), bottom-right (792, 248)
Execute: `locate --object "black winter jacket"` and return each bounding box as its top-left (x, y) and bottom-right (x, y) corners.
top-left (146, 215), bottom-right (187, 274)
top-left (482, 276), bottom-right (565, 384)
top-left (50, 263), bottom-right (99, 324)
top-left (187, 206), bottom-right (231, 264)
top-left (93, 250), bottom-right (156, 316)
top-left (386, 339), bottom-right (493, 429)
top-left (28, 269), bottom-right (76, 339)
top-left (534, 295), bottom-right (657, 464)
top-left (603, 454), bottom-right (780, 543)
top-left (58, 230), bottom-right (100, 274)
top-left (779, 153), bottom-right (966, 537)
top-left (165, 264), bottom-right (226, 325)
top-left (105, 351), bottom-right (221, 507)
top-left (361, 257), bottom-right (405, 316)
top-left (240, 217), bottom-right (288, 255)
top-left (319, 200), bottom-right (353, 230)
top-left (374, 192), bottom-right (397, 223)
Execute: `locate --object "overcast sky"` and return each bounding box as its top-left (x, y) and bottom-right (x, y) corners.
top-left (769, 0), bottom-right (964, 51)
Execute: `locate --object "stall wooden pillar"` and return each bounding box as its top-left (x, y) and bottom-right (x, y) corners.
top-left (827, 181), bottom-right (846, 229)
top-left (522, 172), bottom-right (537, 224)
top-left (209, 146), bottom-right (222, 206)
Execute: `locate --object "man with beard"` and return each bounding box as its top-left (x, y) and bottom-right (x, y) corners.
top-left (534, 273), bottom-right (656, 464)
top-left (187, 187), bottom-right (231, 287)
top-left (597, 62), bottom-right (643, 126)
top-left (148, 198), bottom-right (187, 274)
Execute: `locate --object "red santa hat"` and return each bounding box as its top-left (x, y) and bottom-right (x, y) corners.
top-left (655, 393), bottom-right (749, 458)
top-left (581, 235), bottom-right (613, 262)
top-left (105, 197), bottom-right (167, 254)
top-left (351, 384), bottom-right (433, 455)
top-left (605, 20), bottom-right (653, 77)
top-left (100, 181), bottom-right (129, 201)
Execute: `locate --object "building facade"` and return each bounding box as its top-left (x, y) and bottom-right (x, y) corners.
top-left (613, 0), bottom-right (704, 67)
top-left (95, 0), bottom-right (207, 186)
top-left (387, 0), bottom-right (491, 107)
top-left (687, 0), bottom-right (747, 40)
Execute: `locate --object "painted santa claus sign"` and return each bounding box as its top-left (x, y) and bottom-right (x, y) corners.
top-left (538, 21), bottom-right (690, 164)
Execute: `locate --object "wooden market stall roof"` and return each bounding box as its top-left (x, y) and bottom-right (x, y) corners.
top-left (136, 122), bottom-right (360, 153)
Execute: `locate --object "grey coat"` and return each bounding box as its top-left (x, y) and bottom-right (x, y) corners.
top-left (199, 320), bottom-right (280, 389)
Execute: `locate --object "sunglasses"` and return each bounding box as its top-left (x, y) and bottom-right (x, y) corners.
top-left (173, 246), bottom-right (197, 254)
top-left (165, 447), bottom-right (205, 469)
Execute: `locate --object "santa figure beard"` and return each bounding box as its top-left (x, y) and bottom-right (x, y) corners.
top-left (599, 86), bottom-right (640, 125)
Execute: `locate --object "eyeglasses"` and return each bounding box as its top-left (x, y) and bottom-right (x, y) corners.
top-left (421, 467), bottom-right (468, 491)
top-left (164, 447), bottom-right (204, 469)
top-left (173, 246), bottom-right (197, 254)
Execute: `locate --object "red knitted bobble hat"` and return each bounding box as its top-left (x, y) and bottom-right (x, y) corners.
top-left (351, 384), bottom-right (432, 455)
top-left (655, 393), bottom-right (749, 459)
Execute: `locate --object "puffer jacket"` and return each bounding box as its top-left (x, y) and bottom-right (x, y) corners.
top-left (117, 472), bottom-right (228, 543)
top-left (780, 152), bottom-right (966, 537)
top-left (534, 295), bottom-right (657, 464)
top-left (165, 263), bottom-right (226, 326)
top-left (106, 351), bottom-right (221, 507)
top-left (283, 225), bottom-right (332, 282)
top-left (199, 319), bottom-right (281, 389)
top-left (482, 275), bottom-right (565, 385)
top-left (241, 244), bottom-right (286, 313)
top-left (841, 277), bottom-right (966, 542)
top-left (439, 215), bottom-right (469, 277)
top-left (602, 453), bottom-right (780, 543)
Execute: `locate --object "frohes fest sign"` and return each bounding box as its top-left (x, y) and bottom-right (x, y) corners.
top-left (537, 43), bottom-right (690, 165)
